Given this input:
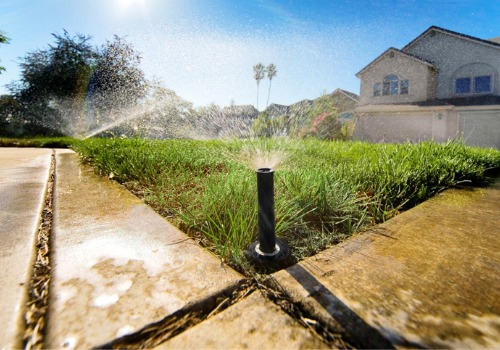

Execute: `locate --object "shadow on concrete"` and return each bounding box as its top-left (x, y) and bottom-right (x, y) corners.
top-left (286, 264), bottom-right (397, 349)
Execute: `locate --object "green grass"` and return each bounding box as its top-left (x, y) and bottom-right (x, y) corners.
top-left (69, 138), bottom-right (500, 273)
top-left (0, 136), bottom-right (76, 148)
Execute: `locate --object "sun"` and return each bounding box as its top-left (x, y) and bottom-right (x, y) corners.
top-left (113, 0), bottom-right (149, 14)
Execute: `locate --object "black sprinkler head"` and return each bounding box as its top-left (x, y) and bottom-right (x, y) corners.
top-left (246, 168), bottom-right (290, 269)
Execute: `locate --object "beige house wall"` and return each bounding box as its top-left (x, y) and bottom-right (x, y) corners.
top-left (353, 105), bottom-right (500, 148)
top-left (358, 53), bottom-right (435, 105)
top-left (458, 107), bottom-right (500, 148)
top-left (404, 31), bottom-right (500, 98)
top-left (353, 28), bottom-right (500, 149)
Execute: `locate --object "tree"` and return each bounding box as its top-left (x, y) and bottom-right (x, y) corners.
top-left (88, 35), bottom-right (147, 128)
top-left (0, 31), bottom-right (10, 74)
top-left (9, 30), bottom-right (96, 135)
top-left (253, 63), bottom-right (265, 110)
top-left (252, 112), bottom-right (288, 138)
top-left (0, 94), bottom-right (22, 135)
top-left (8, 31), bottom-right (147, 136)
top-left (300, 94), bottom-right (342, 140)
top-left (265, 63), bottom-right (277, 108)
top-left (131, 82), bottom-right (195, 139)
top-left (192, 103), bottom-right (226, 138)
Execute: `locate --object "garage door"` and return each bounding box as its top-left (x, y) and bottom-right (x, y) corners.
top-left (460, 110), bottom-right (500, 149)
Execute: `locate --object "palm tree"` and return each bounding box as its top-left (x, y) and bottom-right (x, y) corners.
top-left (266, 63), bottom-right (277, 108)
top-left (253, 63), bottom-right (266, 110)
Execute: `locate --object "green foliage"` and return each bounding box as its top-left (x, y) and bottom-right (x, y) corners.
top-left (5, 31), bottom-right (146, 137)
top-left (72, 138), bottom-right (500, 273)
top-left (6, 31), bottom-right (97, 135)
top-left (87, 35), bottom-right (147, 129)
top-left (252, 112), bottom-right (288, 138)
top-left (0, 32), bottom-right (8, 44)
top-left (300, 94), bottom-right (341, 140)
top-left (0, 136), bottom-right (76, 148)
top-left (0, 95), bottom-right (21, 135)
top-left (123, 84), bottom-right (195, 139)
top-left (259, 94), bottom-right (346, 140)
top-left (0, 31), bottom-right (10, 73)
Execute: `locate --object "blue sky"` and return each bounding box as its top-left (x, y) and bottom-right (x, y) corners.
top-left (1, 0), bottom-right (499, 109)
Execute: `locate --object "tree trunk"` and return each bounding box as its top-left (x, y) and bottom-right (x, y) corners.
top-left (266, 79), bottom-right (272, 108)
top-left (256, 82), bottom-right (260, 110)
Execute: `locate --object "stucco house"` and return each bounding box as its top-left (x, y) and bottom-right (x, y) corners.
top-left (354, 26), bottom-right (500, 148)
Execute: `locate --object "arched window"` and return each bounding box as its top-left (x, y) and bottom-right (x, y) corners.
top-left (373, 75), bottom-right (409, 96)
top-left (383, 75), bottom-right (399, 95)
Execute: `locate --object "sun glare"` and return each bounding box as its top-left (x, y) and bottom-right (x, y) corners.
top-left (113, 0), bottom-right (149, 15)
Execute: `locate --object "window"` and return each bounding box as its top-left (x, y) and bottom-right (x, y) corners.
top-left (456, 78), bottom-right (471, 94)
top-left (474, 76), bottom-right (491, 93)
top-left (456, 75), bottom-right (492, 95)
top-left (378, 75), bottom-right (408, 96)
top-left (374, 75), bottom-right (408, 96)
top-left (400, 79), bottom-right (409, 94)
top-left (383, 75), bottom-right (399, 95)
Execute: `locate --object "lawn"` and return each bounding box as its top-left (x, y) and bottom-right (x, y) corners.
top-left (68, 138), bottom-right (500, 273)
top-left (0, 136), bottom-right (75, 148)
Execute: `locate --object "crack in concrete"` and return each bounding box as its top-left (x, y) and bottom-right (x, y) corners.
top-left (95, 275), bottom-right (357, 349)
top-left (259, 276), bottom-right (356, 349)
top-left (23, 150), bottom-right (55, 350)
top-left (95, 280), bottom-right (255, 349)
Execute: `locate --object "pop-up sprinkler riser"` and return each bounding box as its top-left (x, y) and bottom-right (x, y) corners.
top-left (246, 168), bottom-right (290, 267)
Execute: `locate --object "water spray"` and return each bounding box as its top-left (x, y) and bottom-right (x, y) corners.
top-left (246, 168), bottom-right (290, 267)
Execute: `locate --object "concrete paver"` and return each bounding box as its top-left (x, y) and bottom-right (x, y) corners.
top-left (46, 150), bottom-right (244, 349)
top-left (273, 179), bottom-right (500, 348)
top-left (0, 148), bottom-right (52, 349)
top-left (156, 291), bottom-right (328, 349)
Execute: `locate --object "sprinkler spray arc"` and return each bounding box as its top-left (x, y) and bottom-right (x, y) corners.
top-left (246, 168), bottom-right (290, 267)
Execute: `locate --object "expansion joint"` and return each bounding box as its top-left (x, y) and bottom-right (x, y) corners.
top-left (23, 150), bottom-right (56, 350)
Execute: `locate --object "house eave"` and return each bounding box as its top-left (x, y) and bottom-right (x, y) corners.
top-left (355, 104), bottom-right (454, 113)
top-left (356, 48), bottom-right (435, 78)
top-left (403, 26), bottom-right (500, 52)
top-left (355, 104), bottom-right (500, 114)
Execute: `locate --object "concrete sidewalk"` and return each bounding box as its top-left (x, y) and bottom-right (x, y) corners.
top-left (46, 150), bottom-right (245, 348)
top-left (1, 147), bottom-right (499, 349)
top-left (273, 178), bottom-right (500, 348)
top-left (0, 148), bottom-right (52, 349)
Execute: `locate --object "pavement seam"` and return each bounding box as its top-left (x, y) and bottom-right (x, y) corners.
top-left (23, 150), bottom-right (55, 350)
top-left (94, 279), bottom-right (254, 349)
top-left (259, 276), bottom-right (355, 349)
